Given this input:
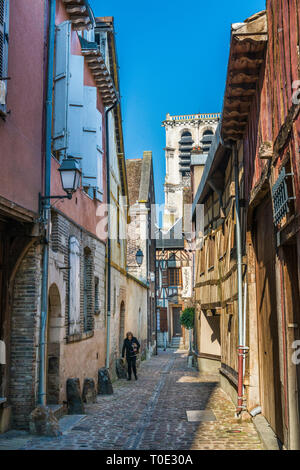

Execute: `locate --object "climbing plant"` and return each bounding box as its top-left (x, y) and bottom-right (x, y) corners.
top-left (180, 307), bottom-right (195, 330)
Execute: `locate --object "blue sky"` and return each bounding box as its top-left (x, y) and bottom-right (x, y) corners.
top-left (90, 0), bottom-right (266, 209)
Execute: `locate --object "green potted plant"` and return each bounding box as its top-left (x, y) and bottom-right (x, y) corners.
top-left (180, 307), bottom-right (195, 354)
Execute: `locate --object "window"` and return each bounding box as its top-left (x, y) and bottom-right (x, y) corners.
top-left (179, 130), bottom-right (193, 176)
top-left (168, 268), bottom-right (182, 286)
top-left (0, 0), bottom-right (9, 115)
top-left (208, 236), bottom-right (215, 269)
top-left (94, 276), bottom-right (100, 314)
top-left (69, 237), bottom-right (81, 335)
top-left (83, 247), bottom-right (93, 332)
top-left (201, 129), bottom-right (214, 154)
top-left (117, 187), bottom-right (120, 243)
top-left (200, 247), bottom-right (206, 274)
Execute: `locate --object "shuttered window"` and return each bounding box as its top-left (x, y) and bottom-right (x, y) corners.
top-left (0, 0), bottom-right (9, 113)
top-left (53, 21), bottom-right (103, 201)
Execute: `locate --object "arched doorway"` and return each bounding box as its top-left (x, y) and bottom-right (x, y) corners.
top-left (119, 301), bottom-right (125, 353)
top-left (47, 284), bottom-right (61, 405)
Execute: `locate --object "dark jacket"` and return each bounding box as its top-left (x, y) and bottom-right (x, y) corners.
top-left (122, 337), bottom-right (140, 359)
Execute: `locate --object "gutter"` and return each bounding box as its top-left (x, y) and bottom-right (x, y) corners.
top-left (38, 0), bottom-right (56, 405)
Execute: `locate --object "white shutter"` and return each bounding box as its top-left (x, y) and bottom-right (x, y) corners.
top-left (67, 54), bottom-right (84, 158)
top-left (96, 109), bottom-right (104, 200)
top-left (81, 86), bottom-right (98, 194)
top-left (53, 21), bottom-right (71, 151)
top-left (53, 21), bottom-right (84, 161)
top-left (69, 236), bottom-right (81, 335)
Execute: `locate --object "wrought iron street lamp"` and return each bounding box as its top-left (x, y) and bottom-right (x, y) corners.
top-left (39, 157), bottom-right (81, 211)
top-left (136, 248), bottom-right (144, 267)
top-left (58, 157), bottom-right (81, 197)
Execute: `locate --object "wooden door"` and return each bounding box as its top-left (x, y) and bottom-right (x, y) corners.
top-left (254, 196), bottom-right (284, 441)
top-left (159, 307), bottom-right (168, 332)
top-left (173, 307), bottom-right (182, 336)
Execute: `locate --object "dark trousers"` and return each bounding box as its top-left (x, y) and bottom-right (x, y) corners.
top-left (127, 356), bottom-right (137, 379)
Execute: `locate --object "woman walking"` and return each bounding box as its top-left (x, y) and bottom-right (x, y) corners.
top-left (122, 332), bottom-right (140, 381)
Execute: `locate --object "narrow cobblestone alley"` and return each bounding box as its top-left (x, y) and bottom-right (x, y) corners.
top-left (0, 351), bottom-right (263, 451)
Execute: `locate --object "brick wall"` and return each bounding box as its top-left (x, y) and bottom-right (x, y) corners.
top-left (10, 244), bottom-right (42, 429)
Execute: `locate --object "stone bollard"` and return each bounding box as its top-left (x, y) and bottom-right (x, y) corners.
top-left (98, 367), bottom-right (113, 395)
top-left (66, 378), bottom-right (85, 414)
top-left (115, 358), bottom-right (127, 379)
top-left (82, 378), bottom-right (97, 404)
top-left (29, 405), bottom-right (61, 437)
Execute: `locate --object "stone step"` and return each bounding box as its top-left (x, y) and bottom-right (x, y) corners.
top-left (48, 404), bottom-right (67, 420)
top-left (170, 337), bottom-right (183, 349)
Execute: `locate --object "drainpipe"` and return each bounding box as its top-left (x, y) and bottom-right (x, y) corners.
top-left (38, 0), bottom-right (56, 406)
top-left (105, 99), bottom-right (119, 370)
top-left (233, 142), bottom-right (246, 414)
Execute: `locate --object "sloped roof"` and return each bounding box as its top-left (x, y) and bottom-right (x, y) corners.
top-left (139, 151), bottom-right (153, 203)
top-left (126, 151), bottom-right (154, 206)
top-left (126, 159), bottom-right (142, 206)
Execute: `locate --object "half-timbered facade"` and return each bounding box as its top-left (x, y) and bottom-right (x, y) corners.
top-left (156, 229), bottom-right (192, 349)
top-left (192, 3), bottom-right (300, 450)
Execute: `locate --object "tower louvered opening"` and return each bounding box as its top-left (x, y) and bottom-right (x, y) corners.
top-left (179, 131), bottom-right (193, 176)
top-left (201, 130), bottom-right (214, 153)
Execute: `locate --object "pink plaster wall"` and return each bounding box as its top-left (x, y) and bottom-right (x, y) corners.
top-left (0, 0), bottom-right (46, 214)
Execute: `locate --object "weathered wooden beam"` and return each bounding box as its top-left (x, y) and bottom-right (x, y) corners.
top-left (258, 141), bottom-right (273, 159)
top-left (63, 0), bottom-right (83, 4)
top-left (223, 111), bottom-right (249, 119)
top-left (225, 96), bottom-right (252, 104)
top-left (231, 51), bottom-right (265, 61)
top-left (71, 16), bottom-right (90, 24)
top-left (229, 83), bottom-right (256, 91)
top-left (274, 103), bottom-right (300, 157)
top-left (222, 120), bottom-right (248, 128)
top-left (66, 5), bottom-right (86, 14)
top-left (230, 71), bottom-right (259, 83)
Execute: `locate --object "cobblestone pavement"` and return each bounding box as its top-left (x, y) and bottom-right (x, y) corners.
top-left (0, 350), bottom-right (263, 450)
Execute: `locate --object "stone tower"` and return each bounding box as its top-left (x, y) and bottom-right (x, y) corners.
top-left (162, 113), bottom-right (220, 232)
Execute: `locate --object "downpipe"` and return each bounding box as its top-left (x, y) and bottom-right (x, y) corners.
top-left (38, 0), bottom-right (56, 406)
top-left (105, 99), bottom-right (119, 370)
top-left (233, 142), bottom-right (247, 415)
